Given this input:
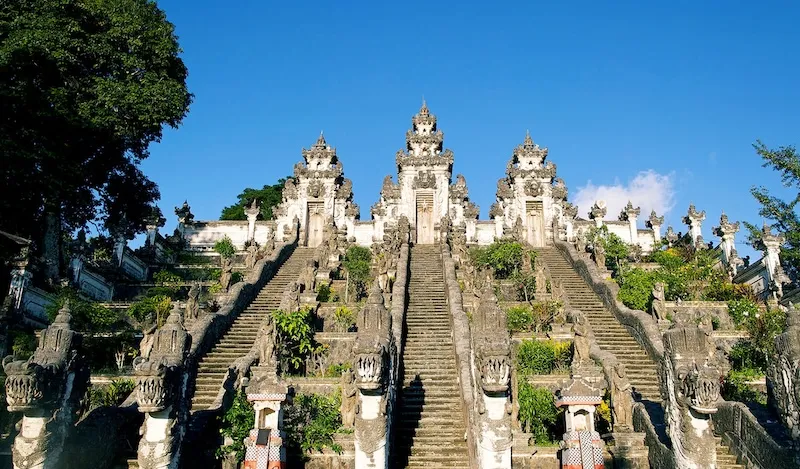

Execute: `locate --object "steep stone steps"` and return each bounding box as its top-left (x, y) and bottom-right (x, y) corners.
top-left (393, 245), bottom-right (469, 469)
top-left (188, 247), bottom-right (315, 411)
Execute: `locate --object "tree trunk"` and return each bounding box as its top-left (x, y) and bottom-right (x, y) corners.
top-left (42, 205), bottom-right (62, 286)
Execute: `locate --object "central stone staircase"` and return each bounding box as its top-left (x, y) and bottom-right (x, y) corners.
top-left (189, 247), bottom-right (315, 411)
top-left (393, 245), bottom-right (470, 469)
top-left (537, 247), bottom-right (744, 469)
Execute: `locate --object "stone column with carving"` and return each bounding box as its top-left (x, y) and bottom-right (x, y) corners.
top-left (564, 203), bottom-right (578, 243)
top-left (132, 305), bottom-right (191, 469)
top-left (245, 199), bottom-right (260, 244)
top-left (589, 201), bottom-right (607, 229)
top-left (353, 283), bottom-right (395, 468)
top-left (682, 204), bottom-right (706, 248)
top-left (555, 378), bottom-right (605, 469)
top-left (646, 210), bottom-right (664, 244)
top-left (713, 214), bottom-right (744, 277)
top-left (3, 301), bottom-right (89, 469)
top-left (768, 303), bottom-right (800, 453)
top-left (620, 201), bottom-right (641, 245)
top-left (473, 284), bottom-right (512, 469)
top-left (660, 324), bottom-right (722, 469)
top-left (756, 223), bottom-right (790, 299)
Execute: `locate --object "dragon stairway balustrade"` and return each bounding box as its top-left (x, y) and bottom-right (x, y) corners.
top-left (353, 282), bottom-right (395, 469)
top-left (132, 304), bottom-right (191, 469)
top-left (3, 300), bottom-right (89, 469)
top-left (660, 324), bottom-right (723, 469)
top-left (769, 303), bottom-right (800, 458)
top-left (473, 283), bottom-right (513, 469)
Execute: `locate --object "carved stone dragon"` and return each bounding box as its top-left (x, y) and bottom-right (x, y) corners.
top-left (660, 324), bottom-right (722, 469)
top-left (3, 301), bottom-right (89, 469)
top-left (132, 305), bottom-right (191, 469)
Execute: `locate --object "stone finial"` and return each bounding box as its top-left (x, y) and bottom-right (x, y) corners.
top-left (713, 213), bottom-right (740, 238)
top-left (646, 210), bottom-right (664, 228)
top-left (563, 203), bottom-right (579, 219)
top-left (552, 177), bottom-right (568, 201)
top-left (665, 226), bottom-right (678, 246)
top-left (619, 201), bottom-right (641, 221)
top-left (683, 204), bottom-right (706, 246)
top-left (174, 200), bottom-right (194, 225)
top-left (756, 224), bottom-right (790, 298)
top-left (510, 130), bottom-right (548, 169)
top-left (589, 200), bottom-right (607, 224)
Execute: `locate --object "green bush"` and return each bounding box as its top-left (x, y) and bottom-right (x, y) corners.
top-left (721, 369), bottom-right (766, 405)
top-left (507, 306), bottom-right (535, 332)
top-left (470, 240), bottom-right (524, 279)
top-left (214, 236), bottom-right (236, 259)
top-left (231, 271), bottom-right (244, 284)
top-left (324, 362), bottom-right (352, 378)
top-left (333, 306), bottom-right (355, 332)
top-left (506, 303), bottom-right (559, 333)
top-left (617, 268), bottom-right (656, 311)
top-left (274, 307), bottom-right (322, 374)
top-left (217, 390), bottom-right (254, 461)
top-left (11, 329), bottom-right (37, 359)
top-left (510, 270), bottom-right (536, 302)
top-left (342, 246), bottom-right (372, 301)
top-left (46, 289), bottom-right (119, 332)
top-left (88, 378), bottom-right (135, 409)
top-left (727, 299), bottom-right (759, 327)
top-left (127, 295), bottom-right (171, 328)
top-left (517, 382), bottom-right (562, 444)
top-left (284, 393), bottom-right (344, 454)
top-left (316, 284), bottom-right (331, 302)
top-left (515, 340), bottom-right (572, 375)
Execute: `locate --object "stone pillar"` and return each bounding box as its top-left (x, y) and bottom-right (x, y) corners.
top-left (145, 224), bottom-right (159, 247)
top-left (620, 201), bottom-right (640, 245)
top-left (474, 284), bottom-right (512, 469)
top-left (8, 268), bottom-right (31, 311)
top-left (555, 378), bottom-right (605, 469)
top-left (756, 224), bottom-right (790, 298)
top-left (3, 301), bottom-right (89, 469)
top-left (646, 210), bottom-right (664, 243)
top-left (713, 214), bottom-right (744, 277)
top-left (607, 432), bottom-right (649, 469)
top-left (564, 204), bottom-right (578, 242)
top-left (683, 204), bottom-right (706, 247)
top-left (661, 324), bottom-right (723, 469)
top-left (354, 283), bottom-right (393, 469)
top-left (243, 366), bottom-right (289, 469)
top-left (132, 305), bottom-right (191, 469)
top-left (590, 200), bottom-right (607, 229)
top-left (113, 235), bottom-right (126, 267)
top-left (245, 199), bottom-right (260, 243)
top-left (174, 200), bottom-right (194, 236)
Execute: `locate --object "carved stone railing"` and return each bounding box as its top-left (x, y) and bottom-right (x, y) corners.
top-left (390, 243), bottom-right (409, 360)
top-left (632, 403), bottom-right (674, 467)
top-left (554, 240), bottom-right (664, 362)
top-left (441, 244), bottom-right (479, 468)
top-left (712, 401), bottom-right (797, 468)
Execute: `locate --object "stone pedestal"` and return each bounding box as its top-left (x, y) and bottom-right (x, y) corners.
top-left (547, 324), bottom-right (574, 341)
top-left (299, 294), bottom-right (318, 307)
top-left (605, 432), bottom-right (649, 469)
top-left (316, 269), bottom-right (332, 282)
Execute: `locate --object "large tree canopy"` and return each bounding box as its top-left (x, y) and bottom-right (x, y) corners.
top-left (748, 140), bottom-right (800, 283)
top-left (0, 0), bottom-right (192, 281)
top-left (220, 178), bottom-right (291, 221)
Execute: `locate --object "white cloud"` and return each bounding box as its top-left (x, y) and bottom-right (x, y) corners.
top-left (572, 170), bottom-right (676, 222)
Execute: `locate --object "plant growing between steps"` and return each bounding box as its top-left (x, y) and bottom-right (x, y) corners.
top-left (214, 235), bottom-right (236, 259)
top-left (88, 378), bottom-right (135, 410)
top-left (333, 305), bottom-right (355, 332)
top-left (273, 307), bottom-right (323, 375)
top-left (283, 392), bottom-right (345, 456)
top-left (515, 339), bottom-right (572, 375)
top-left (517, 381), bottom-right (562, 444)
top-left (506, 302), bottom-right (562, 333)
top-left (342, 246), bottom-right (372, 302)
top-left (217, 390), bottom-right (254, 462)
top-left (470, 239), bottom-right (525, 279)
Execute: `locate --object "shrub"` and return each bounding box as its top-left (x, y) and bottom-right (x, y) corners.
top-left (11, 329), bottom-right (37, 359)
top-left (510, 270), bottom-right (536, 302)
top-left (727, 299), bottom-right (759, 327)
top-left (721, 369), bottom-right (766, 405)
top-left (284, 393), bottom-right (344, 454)
top-left (342, 246), bottom-right (372, 301)
top-left (274, 307), bottom-right (322, 374)
top-left (333, 306), bottom-right (355, 332)
top-left (506, 303), bottom-right (558, 333)
top-left (470, 240), bottom-right (524, 279)
top-left (507, 306), bottom-right (535, 333)
top-left (217, 390), bottom-right (254, 461)
top-left (617, 268), bottom-right (656, 311)
top-left (729, 341), bottom-right (766, 373)
top-left (231, 271), bottom-right (244, 284)
top-left (214, 236), bottom-right (236, 259)
top-left (88, 378), bottom-right (135, 409)
top-left (324, 362), bottom-right (352, 378)
top-left (46, 289), bottom-right (119, 332)
top-left (517, 382), bottom-right (562, 444)
top-left (316, 284), bottom-right (331, 302)
top-left (128, 295), bottom-right (171, 328)
top-left (516, 340), bottom-right (572, 375)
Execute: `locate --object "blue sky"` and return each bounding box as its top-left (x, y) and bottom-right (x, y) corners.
top-left (143, 0), bottom-right (800, 255)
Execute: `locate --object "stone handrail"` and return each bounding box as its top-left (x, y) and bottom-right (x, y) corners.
top-left (632, 402), bottom-right (674, 467)
top-left (711, 401), bottom-right (797, 468)
top-left (391, 243), bottom-right (410, 359)
top-left (554, 240), bottom-right (664, 362)
top-left (441, 244), bottom-right (479, 469)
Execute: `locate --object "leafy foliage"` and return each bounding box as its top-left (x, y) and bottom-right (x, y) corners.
top-left (470, 240), bottom-right (524, 279)
top-left (217, 390), bottom-right (254, 461)
top-left (88, 378), bottom-right (135, 409)
top-left (721, 369), bottom-right (767, 405)
top-left (324, 362), bottom-right (352, 378)
top-left (0, 0), bottom-right (191, 280)
top-left (616, 268), bottom-right (656, 311)
top-left (747, 140), bottom-right (800, 282)
top-left (510, 270), bottom-right (537, 302)
top-left (342, 246), bottom-right (372, 301)
top-left (515, 340), bottom-right (572, 375)
top-left (10, 329), bottom-right (37, 360)
top-left (517, 382), bottom-right (562, 444)
top-left (214, 236), bottom-right (236, 259)
top-left (220, 179), bottom-right (292, 220)
top-left (284, 393), bottom-right (344, 454)
top-left (333, 306), bottom-right (355, 332)
top-left (273, 307), bottom-right (322, 374)
top-left (316, 284), bottom-right (331, 302)
top-left (46, 288), bottom-right (119, 332)
top-left (506, 303), bottom-right (561, 333)
top-left (127, 295), bottom-right (171, 329)
top-left (588, 226), bottom-right (630, 274)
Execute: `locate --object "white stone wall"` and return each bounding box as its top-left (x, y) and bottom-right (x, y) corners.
top-left (78, 268), bottom-right (114, 301)
top-left (184, 221), bottom-right (250, 249)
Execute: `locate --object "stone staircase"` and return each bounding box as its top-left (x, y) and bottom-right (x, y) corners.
top-left (393, 245), bottom-right (470, 469)
top-left (537, 247), bottom-right (744, 469)
top-left (189, 247), bottom-right (315, 411)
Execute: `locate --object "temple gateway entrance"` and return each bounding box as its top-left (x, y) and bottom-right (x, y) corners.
top-left (526, 200), bottom-right (545, 247)
top-left (306, 201), bottom-right (325, 247)
top-left (415, 191), bottom-right (434, 244)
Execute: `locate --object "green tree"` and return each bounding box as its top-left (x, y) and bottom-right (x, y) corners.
top-left (0, 0), bottom-right (192, 283)
top-left (217, 390), bottom-right (255, 461)
top-left (220, 179), bottom-right (292, 220)
top-left (342, 246), bottom-right (372, 302)
top-left (748, 140), bottom-right (800, 282)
